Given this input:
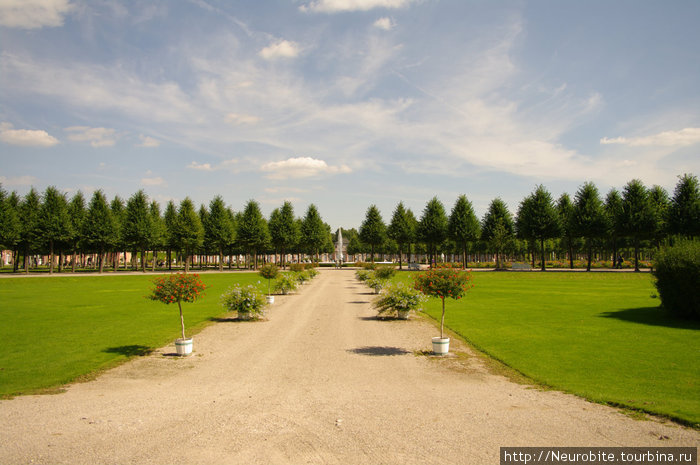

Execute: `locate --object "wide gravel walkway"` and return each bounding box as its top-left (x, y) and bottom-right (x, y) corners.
top-left (0, 269), bottom-right (697, 464)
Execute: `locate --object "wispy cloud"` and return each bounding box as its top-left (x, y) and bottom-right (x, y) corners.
top-left (137, 135), bottom-right (160, 147)
top-left (141, 177), bottom-right (166, 187)
top-left (373, 17), bottom-right (394, 30)
top-left (600, 127), bottom-right (700, 147)
top-left (0, 123), bottom-right (59, 147)
top-left (65, 126), bottom-right (117, 147)
top-left (225, 113), bottom-right (260, 125)
top-left (0, 0), bottom-right (74, 29)
top-left (301, 0), bottom-right (415, 13)
top-left (259, 40), bottom-right (300, 60)
top-left (260, 157), bottom-right (351, 180)
top-left (0, 175), bottom-right (40, 186)
top-left (187, 161), bottom-right (213, 171)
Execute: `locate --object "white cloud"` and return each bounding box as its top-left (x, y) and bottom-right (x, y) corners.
top-left (65, 126), bottom-right (117, 147)
top-left (187, 161), bottom-right (213, 171)
top-left (225, 113), bottom-right (260, 125)
top-left (373, 17), bottom-right (394, 30)
top-left (0, 0), bottom-right (73, 29)
top-left (138, 135), bottom-right (160, 147)
top-left (600, 127), bottom-right (700, 147)
top-left (259, 40), bottom-right (300, 60)
top-left (301, 0), bottom-right (414, 13)
top-left (0, 123), bottom-right (59, 147)
top-left (141, 177), bottom-right (166, 186)
top-left (0, 175), bottom-right (39, 186)
top-left (260, 157), bottom-right (352, 179)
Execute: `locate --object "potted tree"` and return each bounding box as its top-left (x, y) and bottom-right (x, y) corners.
top-left (220, 284), bottom-right (267, 320)
top-left (374, 282), bottom-right (426, 319)
top-left (259, 264), bottom-right (279, 304)
top-left (148, 273), bottom-right (206, 356)
top-left (414, 265), bottom-right (473, 354)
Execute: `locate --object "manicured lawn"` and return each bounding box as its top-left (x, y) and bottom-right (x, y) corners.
top-left (396, 271), bottom-right (700, 426)
top-left (0, 273), bottom-right (267, 397)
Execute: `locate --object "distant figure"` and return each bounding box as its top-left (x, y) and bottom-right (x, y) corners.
top-left (616, 254), bottom-right (623, 269)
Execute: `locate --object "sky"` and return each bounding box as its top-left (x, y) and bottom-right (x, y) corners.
top-left (1, 0), bottom-right (699, 230)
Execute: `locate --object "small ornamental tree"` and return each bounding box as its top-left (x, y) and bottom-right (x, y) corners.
top-left (148, 273), bottom-right (206, 340)
top-left (414, 265), bottom-right (474, 339)
top-left (259, 264), bottom-right (279, 296)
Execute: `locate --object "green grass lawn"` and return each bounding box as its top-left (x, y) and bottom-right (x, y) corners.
top-left (394, 271), bottom-right (700, 426)
top-left (0, 272), bottom-right (268, 397)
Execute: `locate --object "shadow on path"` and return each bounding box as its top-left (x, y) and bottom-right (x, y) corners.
top-left (348, 346), bottom-right (411, 356)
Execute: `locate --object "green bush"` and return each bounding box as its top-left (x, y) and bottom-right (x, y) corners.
top-left (220, 284), bottom-right (267, 319)
top-left (374, 282), bottom-right (426, 317)
top-left (374, 265), bottom-right (396, 280)
top-left (289, 263), bottom-right (305, 272)
top-left (653, 240), bottom-right (700, 319)
top-left (272, 274), bottom-right (298, 295)
top-left (355, 270), bottom-right (372, 282)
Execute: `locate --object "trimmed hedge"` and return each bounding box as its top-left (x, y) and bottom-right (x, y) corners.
top-left (653, 240), bottom-right (700, 319)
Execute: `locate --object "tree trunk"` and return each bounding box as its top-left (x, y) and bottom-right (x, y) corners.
top-left (99, 249), bottom-right (105, 273)
top-left (540, 238), bottom-right (546, 271)
top-left (13, 249), bottom-right (19, 273)
top-left (152, 250), bottom-right (157, 272)
top-left (72, 250), bottom-right (77, 273)
top-left (462, 243), bottom-right (467, 269)
top-left (185, 253), bottom-right (190, 273)
top-left (219, 247), bottom-right (224, 272)
top-left (178, 301), bottom-right (186, 340)
top-left (167, 248), bottom-right (172, 271)
top-left (586, 240), bottom-right (592, 272)
top-left (440, 297), bottom-right (446, 339)
top-left (634, 238), bottom-right (640, 272)
top-left (49, 240), bottom-right (55, 274)
top-left (141, 250), bottom-right (146, 272)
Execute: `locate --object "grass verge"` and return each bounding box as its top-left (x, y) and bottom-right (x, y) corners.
top-left (0, 272), bottom-right (268, 397)
top-left (395, 271), bottom-right (700, 427)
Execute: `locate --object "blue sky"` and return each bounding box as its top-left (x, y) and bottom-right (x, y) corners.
top-left (1, 0), bottom-right (699, 230)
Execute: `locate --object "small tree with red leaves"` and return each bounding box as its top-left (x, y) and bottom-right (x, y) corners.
top-left (148, 273), bottom-right (206, 340)
top-left (414, 265), bottom-right (473, 339)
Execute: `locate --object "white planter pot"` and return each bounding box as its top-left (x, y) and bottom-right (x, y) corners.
top-left (175, 338), bottom-right (193, 356)
top-left (396, 309), bottom-right (410, 320)
top-left (266, 295), bottom-right (275, 304)
top-left (432, 337), bottom-right (450, 355)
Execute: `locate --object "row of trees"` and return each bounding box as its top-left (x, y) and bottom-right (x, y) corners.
top-left (1, 174), bottom-right (698, 273)
top-left (0, 186), bottom-right (335, 273)
top-left (354, 175), bottom-right (699, 271)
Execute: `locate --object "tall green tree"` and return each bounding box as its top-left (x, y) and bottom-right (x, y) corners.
top-left (18, 188), bottom-right (41, 272)
top-left (148, 200), bottom-right (166, 271)
top-left (515, 186), bottom-right (560, 271)
top-left (82, 190), bottom-right (117, 273)
top-left (668, 173), bottom-right (700, 239)
top-left (110, 196), bottom-right (126, 270)
top-left (448, 195), bottom-right (480, 269)
top-left (198, 204), bottom-right (209, 268)
top-left (620, 179), bottom-right (655, 272)
top-left (359, 205), bottom-right (386, 263)
top-left (0, 185), bottom-right (21, 263)
top-left (572, 182), bottom-right (608, 271)
top-left (38, 187), bottom-right (72, 274)
top-left (557, 193), bottom-right (576, 269)
top-left (418, 197), bottom-right (448, 267)
top-left (268, 201), bottom-right (299, 269)
top-left (173, 197), bottom-right (204, 273)
top-left (388, 202), bottom-right (416, 269)
top-left (67, 192), bottom-right (86, 272)
top-left (301, 204), bottom-right (326, 262)
top-left (481, 198), bottom-right (514, 269)
top-left (648, 185), bottom-right (670, 249)
top-left (163, 200), bottom-right (178, 270)
top-left (604, 189), bottom-right (624, 267)
top-left (205, 195), bottom-right (234, 271)
top-left (237, 200), bottom-right (269, 269)
top-left (123, 190), bottom-right (152, 272)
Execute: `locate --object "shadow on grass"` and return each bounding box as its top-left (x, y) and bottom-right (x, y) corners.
top-left (348, 346), bottom-right (411, 356)
top-left (103, 345), bottom-right (154, 357)
top-left (599, 306), bottom-right (700, 330)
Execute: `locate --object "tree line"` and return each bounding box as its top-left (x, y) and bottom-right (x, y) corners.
top-left (0, 187), bottom-right (334, 274)
top-left (353, 174), bottom-right (699, 271)
top-left (0, 174), bottom-right (698, 273)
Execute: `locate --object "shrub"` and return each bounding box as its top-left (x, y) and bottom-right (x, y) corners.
top-left (355, 270), bottom-right (372, 282)
top-left (272, 273), bottom-right (298, 295)
top-left (289, 263), bottom-right (305, 272)
top-left (148, 273), bottom-right (206, 340)
top-left (414, 265), bottom-right (474, 338)
top-left (374, 265), bottom-right (396, 280)
top-left (653, 240), bottom-right (700, 319)
top-left (374, 282), bottom-right (426, 317)
top-left (295, 270), bottom-right (311, 284)
top-left (220, 284), bottom-right (267, 319)
top-left (366, 276), bottom-right (385, 294)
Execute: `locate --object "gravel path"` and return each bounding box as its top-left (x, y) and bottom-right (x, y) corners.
top-left (1, 269), bottom-right (697, 464)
